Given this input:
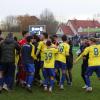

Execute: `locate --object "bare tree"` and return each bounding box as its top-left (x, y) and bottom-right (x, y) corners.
top-left (1, 15), bottom-right (19, 32)
top-left (0, 10), bottom-right (58, 33)
top-left (39, 9), bottom-right (58, 34)
top-left (1, 15), bottom-right (39, 32)
top-left (17, 15), bottom-right (39, 31)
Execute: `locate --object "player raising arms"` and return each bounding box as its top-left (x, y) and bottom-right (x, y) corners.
top-left (75, 38), bottom-right (100, 92)
top-left (56, 35), bottom-right (70, 89)
top-left (43, 40), bottom-right (58, 92)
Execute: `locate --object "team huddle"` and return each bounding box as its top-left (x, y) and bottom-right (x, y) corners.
top-left (0, 31), bottom-right (100, 94)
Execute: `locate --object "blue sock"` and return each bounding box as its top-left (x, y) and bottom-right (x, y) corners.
top-left (43, 69), bottom-right (48, 86)
top-left (60, 73), bottom-right (66, 85)
top-left (50, 79), bottom-right (54, 88)
top-left (43, 78), bottom-right (48, 86)
top-left (26, 75), bottom-right (34, 87)
top-left (85, 75), bottom-right (91, 87)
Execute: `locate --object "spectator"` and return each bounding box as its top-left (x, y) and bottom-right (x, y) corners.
top-left (0, 33), bottom-right (20, 92)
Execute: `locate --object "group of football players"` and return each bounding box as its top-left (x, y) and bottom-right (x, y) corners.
top-left (0, 30), bottom-right (100, 93)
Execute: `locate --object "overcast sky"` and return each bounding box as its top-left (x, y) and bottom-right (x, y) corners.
top-left (0, 0), bottom-right (100, 22)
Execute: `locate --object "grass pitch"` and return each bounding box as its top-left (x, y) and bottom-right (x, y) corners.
top-left (0, 33), bottom-right (100, 100)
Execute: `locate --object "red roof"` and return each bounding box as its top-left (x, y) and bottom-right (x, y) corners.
top-left (59, 24), bottom-right (74, 35)
top-left (69, 19), bottom-right (100, 31)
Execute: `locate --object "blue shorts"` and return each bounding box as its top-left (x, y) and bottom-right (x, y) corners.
top-left (25, 64), bottom-right (35, 73)
top-left (55, 61), bottom-right (66, 70)
top-left (43, 68), bottom-right (55, 77)
top-left (86, 66), bottom-right (100, 78)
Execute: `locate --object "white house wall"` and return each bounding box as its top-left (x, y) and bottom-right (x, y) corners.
top-left (56, 27), bottom-right (64, 35)
top-left (67, 21), bottom-right (78, 35)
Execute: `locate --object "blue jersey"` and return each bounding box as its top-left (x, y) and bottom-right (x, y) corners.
top-left (21, 43), bottom-right (34, 64)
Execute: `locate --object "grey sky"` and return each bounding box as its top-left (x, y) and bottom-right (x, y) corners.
top-left (0, 0), bottom-right (100, 22)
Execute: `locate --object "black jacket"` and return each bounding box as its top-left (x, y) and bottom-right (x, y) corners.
top-left (0, 38), bottom-right (20, 63)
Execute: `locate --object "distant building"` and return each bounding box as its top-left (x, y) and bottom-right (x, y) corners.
top-left (56, 19), bottom-right (100, 37)
top-left (56, 24), bottom-right (74, 37)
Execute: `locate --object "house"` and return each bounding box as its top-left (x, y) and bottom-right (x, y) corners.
top-left (56, 19), bottom-right (100, 37)
top-left (67, 19), bottom-right (100, 36)
top-left (56, 24), bottom-right (74, 37)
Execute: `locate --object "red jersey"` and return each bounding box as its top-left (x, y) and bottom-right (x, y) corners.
top-left (19, 38), bottom-right (27, 46)
top-left (17, 38), bottom-right (27, 82)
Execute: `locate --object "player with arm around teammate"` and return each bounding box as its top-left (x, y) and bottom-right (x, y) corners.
top-left (56, 35), bottom-right (70, 89)
top-left (43, 40), bottom-right (58, 92)
top-left (75, 38), bottom-right (100, 92)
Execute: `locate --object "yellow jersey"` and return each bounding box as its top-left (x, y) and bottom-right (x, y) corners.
top-left (56, 42), bottom-right (70, 63)
top-left (44, 47), bottom-right (58, 68)
top-left (51, 44), bottom-right (58, 60)
top-left (37, 41), bottom-right (47, 61)
top-left (76, 45), bottom-right (100, 67)
top-left (15, 50), bottom-right (19, 65)
top-left (30, 43), bottom-right (37, 60)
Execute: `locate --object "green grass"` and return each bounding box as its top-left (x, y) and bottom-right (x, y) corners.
top-left (0, 35), bottom-right (100, 100)
top-left (1, 59), bottom-right (100, 100)
top-left (2, 32), bottom-right (22, 40)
